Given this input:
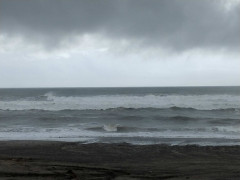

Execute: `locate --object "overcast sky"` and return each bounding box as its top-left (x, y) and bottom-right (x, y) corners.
top-left (0, 0), bottom-right (239, 87)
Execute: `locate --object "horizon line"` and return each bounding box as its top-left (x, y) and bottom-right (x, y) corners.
top-left (0, 85), bottom-right (240, 89)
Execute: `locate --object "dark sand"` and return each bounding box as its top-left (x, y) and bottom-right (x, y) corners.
top-left (0, 141), bottom-right (240, 179)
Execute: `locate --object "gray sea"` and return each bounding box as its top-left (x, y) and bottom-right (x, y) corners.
top-left (0, 87), bottom-right (240, 145)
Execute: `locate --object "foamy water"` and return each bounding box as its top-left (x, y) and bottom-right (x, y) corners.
top-left (0, 87), bottom-right (240, 145)
top-left (1, 92), bottom-right (239, 111)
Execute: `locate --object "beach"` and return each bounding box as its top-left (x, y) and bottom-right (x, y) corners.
top-left (0, 87), bottom-right (239, 179)
top-left (1, 0), bottom-right (240, 178)
top-left (0, 141), bottom-right (240, 179)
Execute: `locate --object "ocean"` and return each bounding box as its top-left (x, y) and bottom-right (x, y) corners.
top-left (0, 86), bottom-right (239, 145)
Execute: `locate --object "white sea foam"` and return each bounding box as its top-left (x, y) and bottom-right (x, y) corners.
top-left (0, 93), bottom-right (239, 111)
top-left (0, 125), bottom-right (239, 144)
top-left (103, 124), bottom-right (120, 132)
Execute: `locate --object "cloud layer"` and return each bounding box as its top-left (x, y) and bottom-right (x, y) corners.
top-left (1, 0), bottom-right (239, 52)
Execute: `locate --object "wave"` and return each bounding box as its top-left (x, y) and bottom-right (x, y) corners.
top-left (1, 107), bottom-right (239, 113)
top-left (85, 125), bottom-right (240, 134)
top-left (0, 92), bottom-right (239, 111)
top-left (86, 125), bottom-right (159, 133)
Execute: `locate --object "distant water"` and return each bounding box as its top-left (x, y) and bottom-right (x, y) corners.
top-left (0, 87), bottom-right (240, 145)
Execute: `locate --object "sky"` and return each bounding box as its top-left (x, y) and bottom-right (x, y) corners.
top-left (0, 0), bottom-right (239, 87)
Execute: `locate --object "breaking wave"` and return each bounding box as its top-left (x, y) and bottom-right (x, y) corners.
top-left (0, 92), bottom-right (239, 111)
top-left (86, 125), bottom-right (240, 134)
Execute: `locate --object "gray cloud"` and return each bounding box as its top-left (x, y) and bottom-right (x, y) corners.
top-left (1, 0), bottom-right (239, 51)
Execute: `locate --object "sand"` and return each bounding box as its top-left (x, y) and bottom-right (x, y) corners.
top-left (0, 141), bottom-right (240, 179)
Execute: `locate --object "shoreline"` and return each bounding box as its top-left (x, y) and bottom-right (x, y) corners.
top-left (1, 137), bottom-right (239, 146)
top-left (0, 140), bottom-right (240, 179)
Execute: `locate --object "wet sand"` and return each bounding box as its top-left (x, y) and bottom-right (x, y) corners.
top-left (0, 141), bottom-right (240, 179)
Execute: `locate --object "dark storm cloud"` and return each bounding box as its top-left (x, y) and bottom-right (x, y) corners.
top-left (1, 0), bottom-right (239, 51)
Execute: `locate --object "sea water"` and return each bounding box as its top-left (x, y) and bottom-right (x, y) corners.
top-left (0, 87), bottom-right (239, 145)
